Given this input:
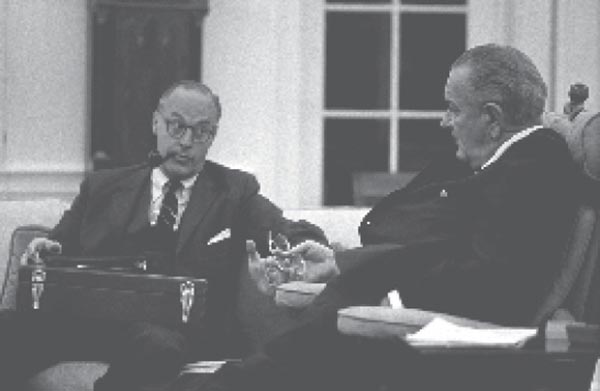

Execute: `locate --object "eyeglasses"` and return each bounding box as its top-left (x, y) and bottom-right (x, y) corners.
top-left (264, 231), bottom-right (306, 287)
top-left (156, 111), bottom-right (216, 144)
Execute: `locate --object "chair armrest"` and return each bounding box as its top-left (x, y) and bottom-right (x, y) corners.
top-left (1, 225), bottom-right (52, 310)
top-left (551, 308), bottom-right (577, 322)
top-left (337, 306), bottom-right (500, 339)
top-left (274, 282), bottom-right (326, 308)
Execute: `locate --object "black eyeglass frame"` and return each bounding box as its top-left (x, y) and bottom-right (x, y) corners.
top-left (155, 110), bottom-right (217, 144)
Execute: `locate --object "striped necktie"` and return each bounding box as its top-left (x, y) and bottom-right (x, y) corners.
top-left (156, 179), bottom-right (182, 232)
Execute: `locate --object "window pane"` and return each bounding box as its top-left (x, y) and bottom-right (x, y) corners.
top-left (326, 13), bottom-right (390, 110)
top-left (398, 13), bottom-right (465, 110)
top-left (324, 119), bottom-right (389, 205)
top-left (398, 119), bottom-right (455, 171)
top-left (402, 0), bottom-right (466, 4)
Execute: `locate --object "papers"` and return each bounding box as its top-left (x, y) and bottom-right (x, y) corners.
top-left (406, 317), bottom-right (537, 348)
top-left (387, 289), bottom-right (404, 309)
top-left (180, 360), bottom-right (240, 374)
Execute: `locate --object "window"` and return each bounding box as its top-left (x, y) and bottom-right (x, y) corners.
top-left (323, 0), bottom-right (467, 205)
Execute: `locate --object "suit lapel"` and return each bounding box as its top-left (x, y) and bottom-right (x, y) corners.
top-left (116, 168), bottom-right (152, 236)
top-left (176, 168), bottom-right (220, 255)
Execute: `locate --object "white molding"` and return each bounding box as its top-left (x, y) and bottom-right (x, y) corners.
top-left (390, 5), bottom-right (399, 173)
top-left (0, 170), bottom-right (82, 200)
top-left (0, 1), bottom-right (7, 169)
top-left (272, 0), bottom-right (302, 208)
top-left (297, 0), bottom-right (324, 207)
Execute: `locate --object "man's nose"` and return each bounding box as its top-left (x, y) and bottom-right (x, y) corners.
top-left (178, 127), bottom-right (194, 145)
top-left (440, 111), bottom-right (451, 128)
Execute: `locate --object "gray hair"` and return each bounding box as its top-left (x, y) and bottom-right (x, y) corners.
top-left (157, 80), bottom-right (222, 121)
top-left (452, 44), bottom-right (547, 127)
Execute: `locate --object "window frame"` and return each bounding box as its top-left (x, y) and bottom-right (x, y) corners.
top-left (295, 0), bottom-right (556, 207)
top-left (322, 1), bottom-right (467, 205)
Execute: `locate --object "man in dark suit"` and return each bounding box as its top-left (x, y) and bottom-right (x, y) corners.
top-left (188, 44), bottom-right (580, 391)
top-left (10, 81), bottom-right (326, 391)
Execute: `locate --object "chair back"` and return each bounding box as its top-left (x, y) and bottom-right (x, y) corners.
top-left (534, 108), bottom-right (600, 324)
top-left (1, 225), bottom-right (51, 310)
top-left (352, 171), bottom-right (417, 206)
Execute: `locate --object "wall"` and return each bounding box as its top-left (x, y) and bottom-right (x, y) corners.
top-left (203, 0), bottom-right (309, 207)
top-left (469, 0), bottom-right (600, 111)
top-left (0, 0), bottom-right (599, 206)
top-left (205, 0), bottom-right (600, 207)
top-left (0, 0), bottom-right (87, 200)
top-left (554, 0), bottom-right (600, 111)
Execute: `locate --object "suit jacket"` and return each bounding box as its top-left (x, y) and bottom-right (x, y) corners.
top-left (188, 129), bottom-right (581, 391)
top-left (320, 128), bottom-right (579, 326)
top-left (48, 160), bottom-right (326, 356)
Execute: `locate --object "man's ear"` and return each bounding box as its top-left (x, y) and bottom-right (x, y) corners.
top-left (205, 125), bottom-right (218, 148)
top-left (152, 112), bottom-right (159, 135)
top-left (482, 102), bottom-right (504, 139)
top-left (205, 133), bottom-right (216, 149)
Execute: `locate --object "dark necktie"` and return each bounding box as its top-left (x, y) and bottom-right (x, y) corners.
top-left (156, 179), bottom-right (182, 233)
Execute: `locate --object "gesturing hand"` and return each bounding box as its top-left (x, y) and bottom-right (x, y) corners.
top-left (282, 240), bottom-right (339, 283)
top-left (247, 238), bottom-right (340, 297)
top-left (247, 239), bottom-right (278, 296)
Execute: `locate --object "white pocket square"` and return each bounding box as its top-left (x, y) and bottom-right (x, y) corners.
top-left (207, 228), bottom-right (231, 245)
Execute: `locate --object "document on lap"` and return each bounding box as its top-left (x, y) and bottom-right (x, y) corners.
top-left (180, 360), bottom-right (241, 374)
top-left (406, 317), bottom-right (538, 348)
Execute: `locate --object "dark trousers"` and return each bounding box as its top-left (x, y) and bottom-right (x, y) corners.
top-left (94, 321), bottom-right (190, 391)
top-left (167, 243), bottom-right (441, 391)
top-left (168, 303), bottom-right (422, 391)
top-left (169, 332), bottom-right (422, 391)
top-left (0, 310), bottom-right (204, 391)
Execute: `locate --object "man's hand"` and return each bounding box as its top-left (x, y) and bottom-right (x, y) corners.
top-left (247, 240), bottom-right (278, 296)
top-left (247, 239), bottom-right (340, 297)
top-left (20, 237), bottom-right (62, 266)
top-left (283, 240), bottom-right (339, 283)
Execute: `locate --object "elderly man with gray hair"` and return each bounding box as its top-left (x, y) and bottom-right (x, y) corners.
top-left (182, 43), bottom-right (580, 391)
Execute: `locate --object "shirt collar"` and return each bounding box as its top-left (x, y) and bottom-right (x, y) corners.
top-left (480, 125), bottom-right (543, 171)
top-left (151, 167), bottom-right (198, 193)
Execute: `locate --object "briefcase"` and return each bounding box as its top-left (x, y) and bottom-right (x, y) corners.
top-left (36, 254), bottom-right (165, 273)
top-left (17, 264), bottom-right (208, 326)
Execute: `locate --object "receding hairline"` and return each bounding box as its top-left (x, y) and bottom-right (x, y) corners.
top-left (157, 80), bottom-right (222, 121)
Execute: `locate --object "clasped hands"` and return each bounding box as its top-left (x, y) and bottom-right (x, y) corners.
top-left (247, 238), bottom-right (340, 296)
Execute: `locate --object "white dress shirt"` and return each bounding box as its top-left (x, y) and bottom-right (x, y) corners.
top-left (480, 125), bottom-right (543, 171)
top-left (149, 168), bottom-right (198, 230)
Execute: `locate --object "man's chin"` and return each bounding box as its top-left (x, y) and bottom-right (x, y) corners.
top-left (455, 150), bottom-right (467, 162)
top-left (161, 161), bottom-right (200, 179)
